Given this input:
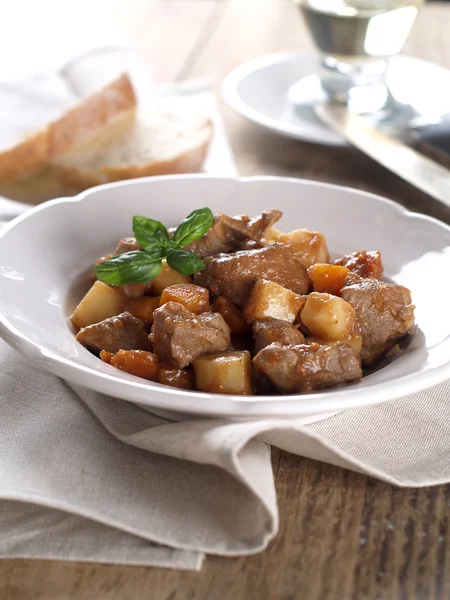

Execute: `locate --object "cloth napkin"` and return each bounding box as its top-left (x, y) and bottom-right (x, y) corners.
top-left (1, 48), bottom-right (450, 572)
top-left (2, 341), bottom-right (450, 571)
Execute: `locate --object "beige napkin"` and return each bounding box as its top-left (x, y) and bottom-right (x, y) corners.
top-left (1, 48), bottom-right (450, 572)
top-left (2, 340), bottom-right (450, 571)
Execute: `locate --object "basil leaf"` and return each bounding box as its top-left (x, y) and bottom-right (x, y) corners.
top-left (139, 242), bottom-right (166, 262)
top-left (94, 251), bottom-right (162, 285)
top-left (132, 215), bottom-right (170, 251)
top-left (166, 248), bottom-right (206, 275)
top-left (172, 207), bottom-right (214, 248)
top-left (166, 239), bottom-right (180, 250)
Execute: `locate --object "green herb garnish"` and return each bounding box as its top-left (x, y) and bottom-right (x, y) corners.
top-left (94, 208), bottom-right (214, 286)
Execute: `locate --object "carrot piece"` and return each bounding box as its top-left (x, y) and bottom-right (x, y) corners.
top-left (212, 296), bottom-right (251, 335)
top-left (160, 284), bottom-right (210, 314)
top-left (308, 264), bottom-right (350, 296)
top-left (157, 368), bottom-right (195, 390)
top-left (100, 350), bottom-right (112, 364)
top-left (127, 296), bottom-right (161, 324)
top-left (109, 350), bottom-right (159, 380)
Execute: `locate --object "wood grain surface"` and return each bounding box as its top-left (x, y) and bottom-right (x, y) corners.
top-left (2, 2), bottom-right (450, 599)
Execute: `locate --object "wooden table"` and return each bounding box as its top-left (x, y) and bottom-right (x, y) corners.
top-left (2, 2), bottom-right (450, 599)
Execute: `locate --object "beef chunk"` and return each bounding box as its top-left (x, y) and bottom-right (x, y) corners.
top-left (253, 320), bottom-right (305, 354)
top-left (151, 302), bottom-right (231, 368)
top-left (76, 312), bottom-right (151, 354)
top-left (185, 209), bottom-right (282, 258)
top-left (334, 250), bottom-right (383, 280)
top-left (111, 237), bottom-right (148, 298)
top-left (252, 369), bottom-right (277, 395)
top-left (195, 244), bottom-right (309, 308)
top-left (114, 237), bottom-right (141, 255)
top-left (243, 209), bottom-right (283, 240)
top-left (254, 342), bottom-right (362, 393)
top-left (341, 276), bottom-right (415, 365)
top-left (94, 241), bottom-right (145, 296)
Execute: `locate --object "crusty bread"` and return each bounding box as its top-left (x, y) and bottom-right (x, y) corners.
top-left (48, 73), bottom-right (136, 163)
top-left (0, 74), bottom-right (136, 183)
top-left (0, 72), bottom-right (213, 200)
top-left (0, 168), bottom-right (68, 204)
top-left (0, 130), bottom-right (48, 183)
top-left (52, 110), bottom-right (213, 191)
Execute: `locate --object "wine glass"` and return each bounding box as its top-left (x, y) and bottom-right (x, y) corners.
top-left (290, 0), bottom-right (424, 113)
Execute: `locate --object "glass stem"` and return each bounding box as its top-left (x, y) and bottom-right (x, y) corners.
top-left (320, 56), bottom-right (390, 113)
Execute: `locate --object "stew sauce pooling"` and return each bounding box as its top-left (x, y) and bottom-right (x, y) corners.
top-left (71, 209), bottom-right (415, 395)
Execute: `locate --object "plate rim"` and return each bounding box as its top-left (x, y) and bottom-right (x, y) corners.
top-left (222, 51), bottom-right (345, 146)
top-left (222, 51), bottom-right (450, 147)
top-left (1, 173), bottom-right (450, 418)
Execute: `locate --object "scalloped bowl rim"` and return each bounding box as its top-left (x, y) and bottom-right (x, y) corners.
top-left (0, 174), bottom-right (449, 419)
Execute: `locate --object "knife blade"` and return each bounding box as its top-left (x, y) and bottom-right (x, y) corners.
top-left (314, 103), bottom-right (450, 207)
top-left (411, 120), bottom-right (450, 170)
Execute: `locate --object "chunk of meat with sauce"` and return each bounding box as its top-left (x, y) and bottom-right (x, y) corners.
top-left (94, 246), bottom-right (146, 299)
top-left (111, 237), bottom-right (148, 298)
top-left (253, 320), bottom-right (305, 354)
top-left (334, 250), bottom-right (383, 280)
top-left (92, 246), bottom-right (148, 298)
top-left (254, 342), bottom-right (362, 393)
top-left (185, 209), bottom-right (282, 258)
top-left (340, 275), bottom-right (415, 365)
top-left (150, 301), bottom-right (231, 368)
top-left (76, 312), bottom-right (151, 354)
top-left (114, 237), bottom-right (141, 255)
top-left (195, 244), bottom-right (309, 308)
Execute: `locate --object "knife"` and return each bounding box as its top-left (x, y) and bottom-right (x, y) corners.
top-left (314, 103), bottom-right (450, 207)
top-left (411, 120), bottom-right (450, 170)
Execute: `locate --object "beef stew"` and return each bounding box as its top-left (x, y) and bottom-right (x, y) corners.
top-left (71, 209), bottom-right (415, 396)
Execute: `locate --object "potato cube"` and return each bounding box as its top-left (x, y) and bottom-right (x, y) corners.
top-left (243, 279), bottom-right (305, 323)
top-left (308, 263), bottom-right (350, 296)
top-left (157, 368), bottom-right (195, 390)
top-left (212, 296), bottom-right (250, 335)
top-left (277, 229), bottom-right (329, 268)
top-left (107, 349), bottom-right (159, 380)
top-left (263, 227), bottom-right (282, 243)
top-left (127, 296), bottom-right (161, 324)
top-left (71, 281), bottom-right (126, 330)
top-left (194, 351), bottom-right (252, 395)
top-left (160, 284), bottom-right (210, 314)
top-left (300, 292), bottom-right (356, 341)
top-left (150, 260), bottom-right (192, 295)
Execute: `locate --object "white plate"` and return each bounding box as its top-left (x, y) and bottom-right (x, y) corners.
top-left (0, 175), bottom-right (450, 421)
top-left (223, 53), bottom-right (450, 147)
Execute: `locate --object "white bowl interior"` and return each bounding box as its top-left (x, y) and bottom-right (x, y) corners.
top-left (1, 175), bottom-right (449, 418)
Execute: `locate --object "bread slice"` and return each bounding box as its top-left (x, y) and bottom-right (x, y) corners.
top-left (0, 71), bottom-right (213, 199)
top-left (52, 109), bottom-right (214, 191)
top-left (0, 130), bottom-right (48, 183)
top-left (0, 74), bottom-right (136, 183)
top-left (0, 167), bottom-right (68, 204)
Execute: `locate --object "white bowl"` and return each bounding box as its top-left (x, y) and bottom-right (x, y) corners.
top-left (1, 175), bottom-right (449, 422)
